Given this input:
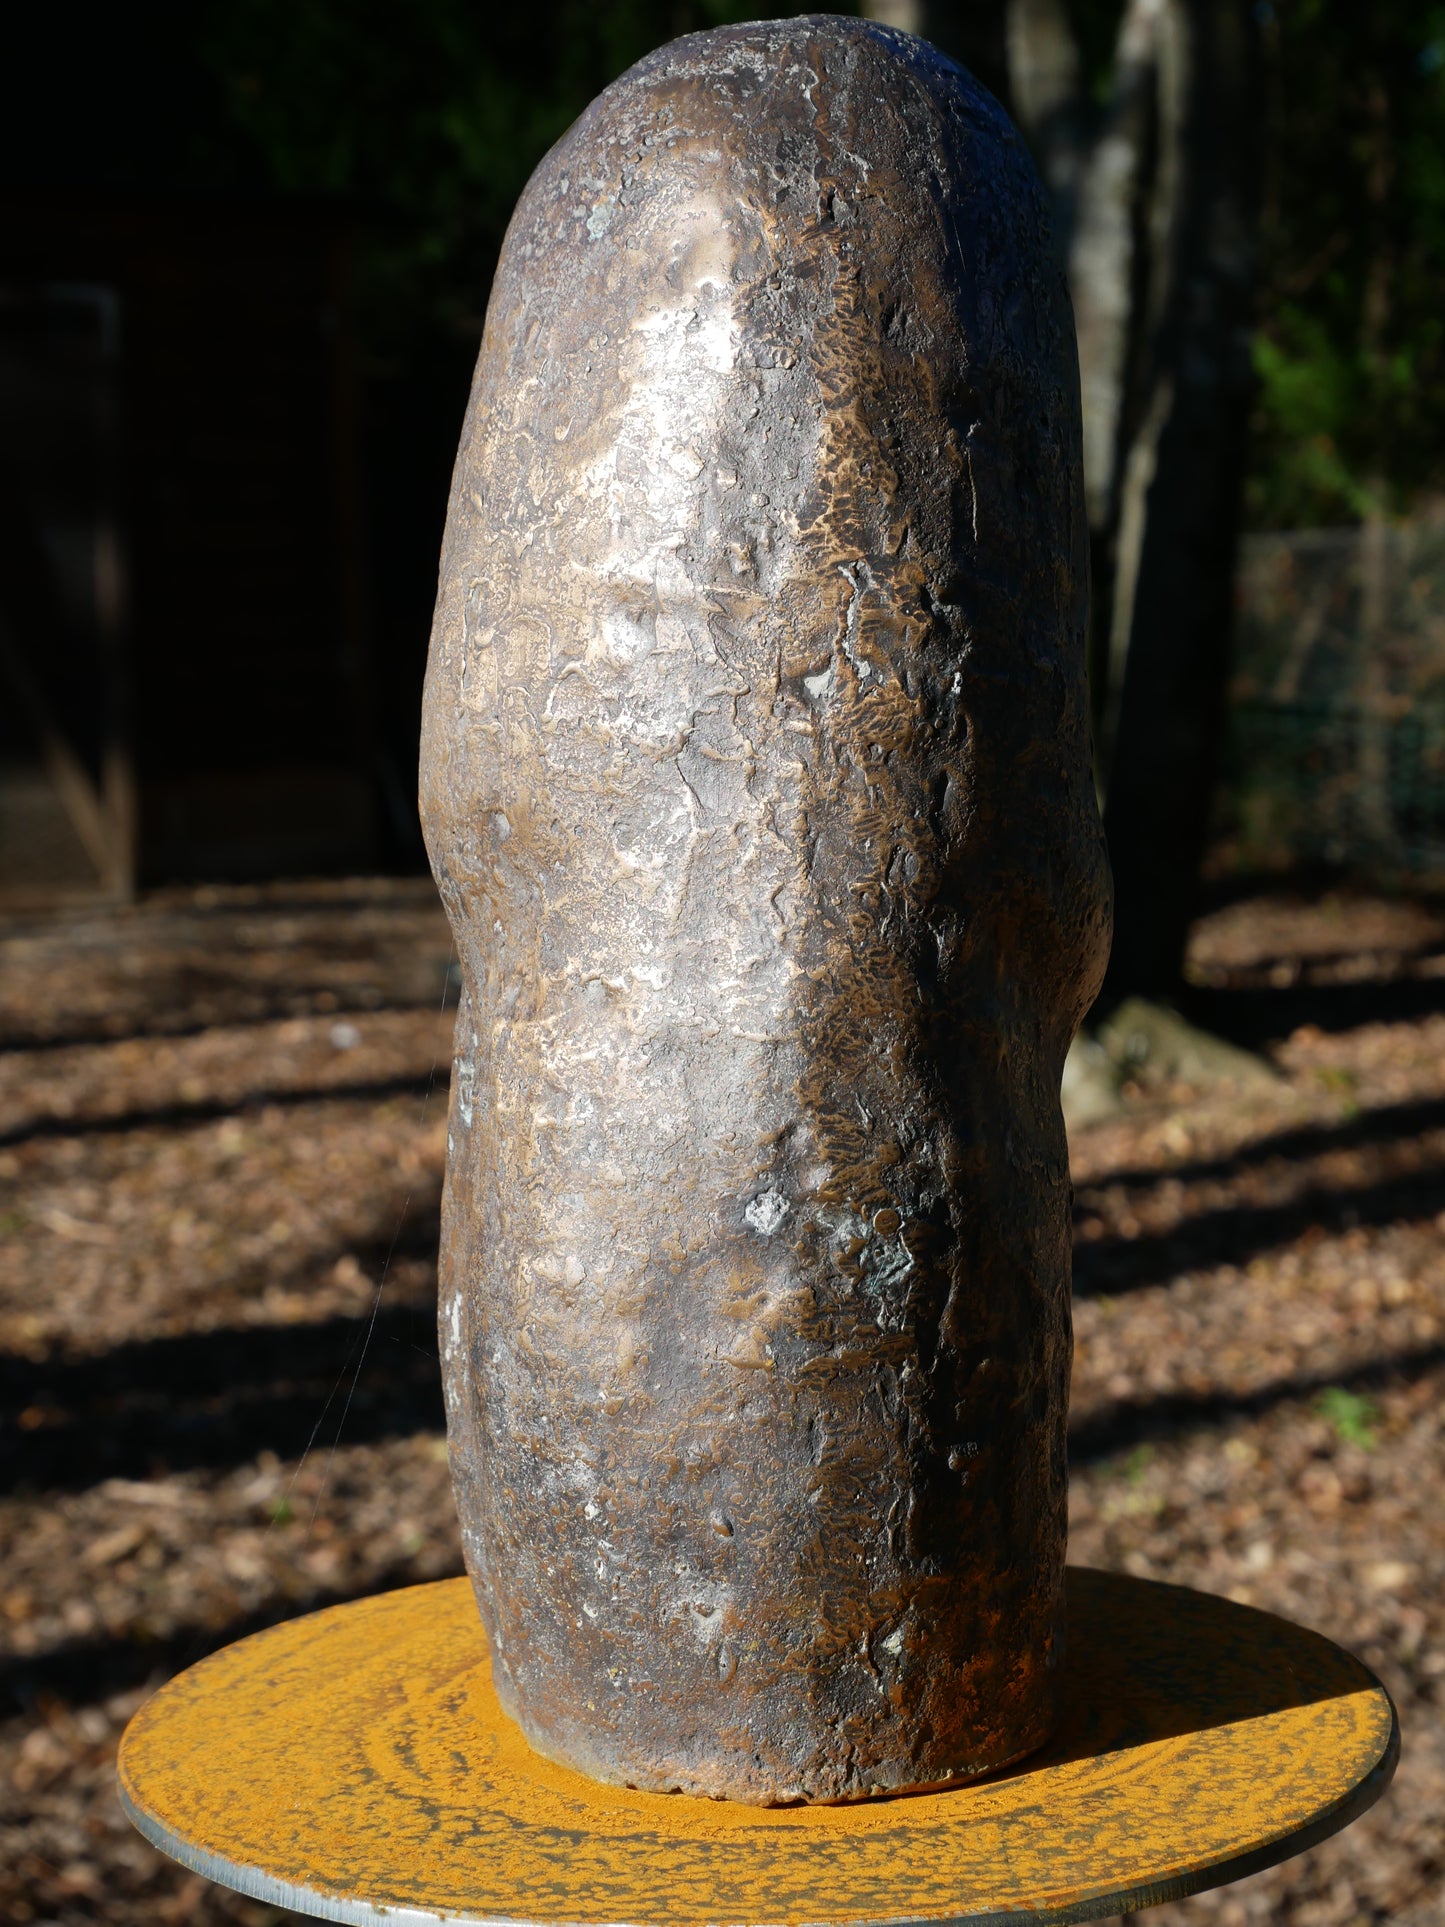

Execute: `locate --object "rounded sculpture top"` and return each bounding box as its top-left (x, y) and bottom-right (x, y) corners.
top-left (422, 14), bottom-right (1111, 1805)
top-left (425, 19), bottom-right (1100, 1016)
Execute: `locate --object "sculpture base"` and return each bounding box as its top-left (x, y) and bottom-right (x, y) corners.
top-left (118, 1569), bottom-right (1397, 1927)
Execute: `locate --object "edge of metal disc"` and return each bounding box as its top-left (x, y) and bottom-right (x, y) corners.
top-left (118, 1686), bottom-right (1399, 1927)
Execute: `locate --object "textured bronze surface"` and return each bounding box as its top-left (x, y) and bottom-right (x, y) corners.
top-left (420, 14), bottom-right (1111, 1803)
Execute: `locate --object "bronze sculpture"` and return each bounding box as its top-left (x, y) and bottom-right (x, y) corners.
top-left (420, 15), bottom-right (1110, 1804)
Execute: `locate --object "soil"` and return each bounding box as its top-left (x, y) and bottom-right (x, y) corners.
top-left (1, 877), bottom-right (1442, 1926)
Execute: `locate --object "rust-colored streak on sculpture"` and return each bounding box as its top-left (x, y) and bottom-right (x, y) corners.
top-left (420, 16), bottom-right (1110, 1803)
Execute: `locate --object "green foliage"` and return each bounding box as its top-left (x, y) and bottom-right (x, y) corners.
top-left (1248, 0), bottom-right (1445, 526)
top-left (1250, 323), bottom-right (1376, 524)
top-left (1313, 1385), bottom-right (1381, 1449)
top-left (182, 0), bottom-right (1445, 524)
top-left (1118, 1443), bottom-right (1154, 1483)
top-left (196, 0), bottom-right (825, 349)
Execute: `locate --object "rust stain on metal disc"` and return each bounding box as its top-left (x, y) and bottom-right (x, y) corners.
top-left (118, 1570), bottom-right (1397, 1927)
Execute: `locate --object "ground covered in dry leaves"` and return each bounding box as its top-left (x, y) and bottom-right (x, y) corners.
top-left (1, 878), bottom-right (1442, 1927)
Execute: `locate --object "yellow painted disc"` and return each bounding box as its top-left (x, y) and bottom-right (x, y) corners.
top-left (118, 1569), bottom-right (1396, 1927)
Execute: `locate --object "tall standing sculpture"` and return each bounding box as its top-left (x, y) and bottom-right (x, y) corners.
top-left (420, 15), bottom-right (1111, 1804)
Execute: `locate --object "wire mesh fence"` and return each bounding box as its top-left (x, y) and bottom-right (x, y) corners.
top-left (1216, 511), bottom-right (1445, 878)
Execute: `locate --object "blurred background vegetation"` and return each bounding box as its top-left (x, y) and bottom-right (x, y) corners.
top-left (9, 0), bottom-right (1437, 524)
top-left (1246, 0), bottom-right (1445, 529)
top-left (3, 1), bottom-right (1444, 995)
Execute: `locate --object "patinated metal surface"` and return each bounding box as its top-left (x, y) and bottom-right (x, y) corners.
top-left (419, 15), bottom-right (1110, 1801)
top-left (118, 1570), bottom-right (1398, 1925)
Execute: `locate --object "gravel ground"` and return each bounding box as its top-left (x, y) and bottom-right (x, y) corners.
top-left (1, 878), bottom-right (1442, 1927)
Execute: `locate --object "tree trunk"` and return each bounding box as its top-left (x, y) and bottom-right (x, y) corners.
top-left (1353, 78), bottom-right (1396, 858)
top-left (1005, 0), bottom-right (1081, 177)
top-left (1098, 0), bottom-right (1257, 1002)
top-left (1065, 0), bottom-right (1164, 735)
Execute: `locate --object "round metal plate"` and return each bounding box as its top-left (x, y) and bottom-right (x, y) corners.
top-left (118, 1569), bottom-right (1397, 1927)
